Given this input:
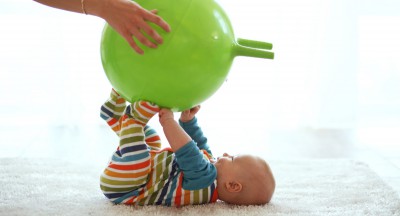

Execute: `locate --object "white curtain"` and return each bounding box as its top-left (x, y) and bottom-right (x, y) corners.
top-left (1, 0), bottom-right (400, 147)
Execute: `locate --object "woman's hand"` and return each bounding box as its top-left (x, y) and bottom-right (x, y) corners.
top-left (97, 0), bottom-right (171, 54)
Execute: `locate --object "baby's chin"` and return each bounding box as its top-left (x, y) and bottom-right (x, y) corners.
top-left (212, 160), bottom-right (219, 167)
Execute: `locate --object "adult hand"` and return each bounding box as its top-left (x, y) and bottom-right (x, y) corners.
top-left (99, 0), bottom-right (171, 54)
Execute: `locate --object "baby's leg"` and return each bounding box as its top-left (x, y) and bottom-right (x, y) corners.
top-left (100, 101), bottom-right (160, 202)
top-left (144, 125), bottom-right (162, 151)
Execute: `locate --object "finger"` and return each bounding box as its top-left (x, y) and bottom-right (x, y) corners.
top-left (130, 26), bottom-right (157, 49)
top-left (145, 12), bottom-right (171, 33)
top-left (150, 9), bottom-right (158, 14)
top-left (159, 110), bottom-right (166, 118)
top-left (191, 106), bottom-right (200, 113)
top-left (122, 32), bottom-right (144, 55)
top-left (140, 23), bottom-right (163, 44)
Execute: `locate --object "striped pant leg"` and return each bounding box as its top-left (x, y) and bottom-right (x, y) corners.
top-left (144, 125), bottom-right (162, 151)
top-left (100, 101), bottom-right (160, 202)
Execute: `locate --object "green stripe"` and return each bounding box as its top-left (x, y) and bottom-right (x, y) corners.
top-left (100, 184), bottom-right (136, 193)
top-left (106, 100), bottom-right (125, 112)
top-left (156, 157), bottom-right (174, 183)
top-left (138, 196), bottom-right (147, 206)
top-left (104, 101), bottom-right (123, 119)
top-left (166, 154), bottom-right (172, 166)
top-left (154, 153), bottom-right (166, 182)
top-left (147, 187), bottom-right (160, 204)
top-left (193, 190), bottom-right (200, 204)
top-left (201, 188), bottom-right (209, 203)
top-left (101, 176), bottom-right (147, 187)
top-left (130, 104), bottom-right (148, 123)
top-left (120, 136), bottom-right (145, 146)
top-left (110, 93), bottom-right (119, 101)
top-left (120, 126), bottom-right (143, 136)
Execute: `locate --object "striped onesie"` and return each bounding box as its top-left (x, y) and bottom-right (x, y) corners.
top-left (99, 90), bottom-right (218, 206)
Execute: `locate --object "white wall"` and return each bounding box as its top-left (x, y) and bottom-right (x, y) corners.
top-left (1, 0), bottom-right (400, 157)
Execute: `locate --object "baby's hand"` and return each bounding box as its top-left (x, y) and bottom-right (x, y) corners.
top-left (180, 105), bottom-right (200, 123)
top-left (159, 108), bottom-right (174, 126)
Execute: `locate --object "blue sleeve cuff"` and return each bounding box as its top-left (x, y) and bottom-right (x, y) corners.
top-left (179, 117), bottom-right (197, 129)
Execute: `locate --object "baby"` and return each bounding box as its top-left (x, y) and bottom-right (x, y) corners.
top-left (100, 89), bottom-right (275, 206)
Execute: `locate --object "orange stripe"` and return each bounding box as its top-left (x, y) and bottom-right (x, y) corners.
top-left (135, 188), bottom-right (148, 203)
top-left (104, 169), bottom-right (149, 179)
top-left (141, 101), bottom-right (160, 112)
top-left (145, 154), bottom-right (156, 191)
top-left (122, 118), bottom-right (144, 127)
top-left (183, 190), bottom-right (191, 205)
top-left (201, 149), bottom-right (213, 160)
top-left (137, 106), bottom-right (154, 118)
top-left (145, 136), bottom-right (161, 143)
top-left (111, 125), bottom-right (120, 133)
top-left (174, 174), bottom-right (183, 207)
top-left (108, 160), bottom-right (150, 171)
top-left (138, 102), bottom-right (159, 118)
top-left (116, 98), bottom-right (125, 104)
top-left (150, 147), bottom-right (173, 154)
top-left (146, 173), bottom-right (153, 190)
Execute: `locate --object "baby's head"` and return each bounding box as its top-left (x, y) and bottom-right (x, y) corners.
top-left (214, 153), bottom-right (275, 205)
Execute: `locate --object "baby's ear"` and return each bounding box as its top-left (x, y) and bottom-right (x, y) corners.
top-left (225, 181), bottom-right (242, 193)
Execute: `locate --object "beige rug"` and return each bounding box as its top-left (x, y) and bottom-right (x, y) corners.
top-left (1, 158), bottom-right (399, 216)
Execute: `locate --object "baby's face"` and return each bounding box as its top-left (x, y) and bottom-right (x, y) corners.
top-left (214, 153), bottom-right (258, 179)
top-left (213, 153), bottom-right (235, 175)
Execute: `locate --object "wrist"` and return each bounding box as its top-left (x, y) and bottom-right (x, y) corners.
top-left (84, 0), bottom-right (107, 17)
top-left (160, 117), bottom-right (176, 127)
top-left (179, 117), bottom-right (194, 123)
top-left (179, 117), bottom-right (197, 125)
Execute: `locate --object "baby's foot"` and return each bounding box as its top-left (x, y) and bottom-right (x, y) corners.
top-left (128, 101), bottom-right (160, 125)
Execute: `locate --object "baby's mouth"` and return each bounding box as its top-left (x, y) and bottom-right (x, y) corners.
top-left (210, 158), bottom-right (216, 164)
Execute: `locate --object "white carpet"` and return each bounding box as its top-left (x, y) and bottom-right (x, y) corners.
top-left (1, 158), bottom-right (399, 216)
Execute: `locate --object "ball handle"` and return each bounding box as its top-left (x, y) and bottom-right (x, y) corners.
top-left (234, 38), bottom-right (274, 59)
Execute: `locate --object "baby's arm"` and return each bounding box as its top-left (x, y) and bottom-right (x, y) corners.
top-left (179, 106), bottom-right (212, 155)
top-left (159, 108), bottom-right (216, 190)
top-left (159, 109), bottom-right (191, 152)
top-left (100, 89), bottom-right (126, 134)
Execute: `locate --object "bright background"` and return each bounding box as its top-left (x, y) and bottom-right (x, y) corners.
top-left (1, 0), bottom-right (400, 165)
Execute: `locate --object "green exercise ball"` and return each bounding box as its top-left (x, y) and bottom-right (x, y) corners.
top-left (101, 0), bottom-right (274, 111)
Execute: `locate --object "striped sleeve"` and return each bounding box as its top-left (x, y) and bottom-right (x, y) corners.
top-left (100, 89), bottom-right (127, 134)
